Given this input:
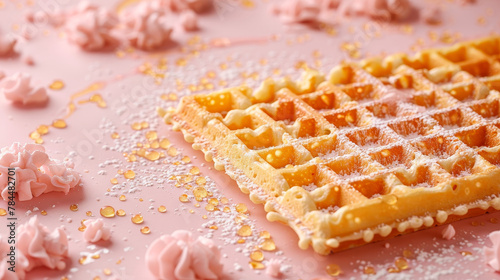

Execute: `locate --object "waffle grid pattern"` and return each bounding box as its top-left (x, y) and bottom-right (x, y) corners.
top-left (160, 37), bottom-right (500, 254)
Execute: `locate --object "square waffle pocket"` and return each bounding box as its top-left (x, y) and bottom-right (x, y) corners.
top-left (159, 37), bottom-right (500, 254)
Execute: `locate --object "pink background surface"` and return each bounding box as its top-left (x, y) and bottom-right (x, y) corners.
top-left (1, 0), bottom-right (500, 279)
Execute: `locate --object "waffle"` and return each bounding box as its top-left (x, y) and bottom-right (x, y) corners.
top-left (158, 36), bottom-right (500, 255)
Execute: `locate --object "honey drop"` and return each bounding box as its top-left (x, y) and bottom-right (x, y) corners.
top-left (116, 209), bottom-right (126, 216)
top-left (237, 225), bottom-right (252, 237)
top-left (190, 167), bottom-right (200, 175)
top-left (395, 257), bottom-right (409, 270)
top-left (119, 195), bottom-right (126, 201)
top-left (364, 266), bottom-right (376, 275)
top-left (110, 178), bottom-right (119, 185)
top-left (0, 208), bottom-right (6, 216)
top-left (260, 238), bottom-right (276, 251)
top-left (249, 261), bottom-right (265, 270)
top-left (236, 203), bottom-right (248, 213)
top-left (141, 226), bottom-right (151, 234)
top-left (158, 205), bottom-right (167, 213)
top-left (179, 194), bottom-right (189, 202)
top-left (250, 250), bottom-right (264, 262)
top-left (86, 211), bottom-right (93, 217)
top-left (131, 214), bottom-right (144, 224)
top-left (326, 264), bottom-right (342, 277)
top-left (100, 206), bottom-right (116, 218)
top-left (124, 170), bottom-right (135, 179)
top-left (41, 210), bottom-right (47, 216)
top-left (69, 204), bottom-right (78, 211)
top-left (52, 119), bottom-right (67, 128)
top-left (49, 80), bottom-right (64, 90)
top-left (37, 125), bottom-right (49, 135)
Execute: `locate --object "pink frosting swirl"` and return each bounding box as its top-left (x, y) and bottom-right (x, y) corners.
top-left (64, 1), bottom-right (120, 51)
top-left (121, 2), bottom-right (173, 50)
top-left (82, 219), bottom-right (111, 243)
top-left (485, 230), bottom-right (500, 271)
top-left (0, 73), bottom-right (48, 106)
top-left (0, 143), bottom-right (80, 201)
top-left (0, 236), bottom-right (28, 280)
top-left (441, 224), bottom-right (455, 240)
top-left (17, 216), bottom-right (69, 271)
top-left (146, 230), bottom-right (224, 280)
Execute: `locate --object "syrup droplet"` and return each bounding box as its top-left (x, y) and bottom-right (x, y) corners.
top-left (249, 261), bottom-right (265, 270)
top-left (237, 225), bottom-right (252, 237)
top-left (86, 211), bottom-right (93, 217)
top-left (116, 209), bottom-right (126, 216)
top-left (395, 257), bottom-right (409, 270)
top-left (190, 167), bottom-right (200, 175)
top-left (236, 203), bottom-right (248, 213)
top-left (37, 125), bottom-right (49, 135)
top-left (146, 151), bottom-right (160, 161)
top-left (119, 195), bottom-right (126, 201)
top-left (387, 267), bottom-right (400, 273)
top-left (193, 187), bottom-right (208, 199)
top-left (260, 231), bottom-right (271, 238)
top-left (326, 264), bottom-right (342, 277)
top-left (49, 80), bottom-right (64, 90)
top-left (196, 177), bottom-right (206, 185)
top-left (208, 198), bottom-right (219, 206)
top-left (260, 238), bottom-right (276, 251)
top-left (0, 208), bottom-right (7, 216)
top-left (364, 266), bottom-right (376, 275)
top-left (141, 226), bottom-right (151, 234)
top-left (111, 132), bottom-right (120, 139)
top-left (205, 204), bottom-right (215, 212)
top-left (100, 206), bottom-right (115, 218)
top-left (158, 205), bottom-right (167, 213)
top-left (460, 251), bottom-right (472, 256)
top-left (69, 204), bottom-right (78, 211)
top-left (250, 250), bottom-right (264, 262)
top-left (41, 210), bottom-right (47, 216)
top-left (124, 170), bottom-right (135, 179)
top-left (52, 119), bottom-right (67, 128)
top-left (179, 194), bottom-right (189, 202)
top-left (110, 178), bottom-right (119, 185)
top-left (131, 214), bottom-right (144, 224)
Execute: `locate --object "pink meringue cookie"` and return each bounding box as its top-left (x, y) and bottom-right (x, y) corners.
top-left (17, 216), bottom-right (69, 271)
top-left (271, 0), bottom-right (322, 24)
top-left (1, 73), bottom-right (48, 106)
top-left (179, 11), bottom-right (199, 32)
top-left (484, 230), bottom-right (500, 271)
top-left (266, 259), bottom-right (281, 278)
top-left (0, 143), bottom-right (80, 201)
top-left (441, 224), bottom-right (456, 240)
top-left (64, 2), bottom-right (120, 51)
top-left (0, 236), bottom-right (28, 280)
top-left (146, 230), bottom-right (224, 280)
top-left (0, 33), bottom-right (17, 57)
top-left (121, 2), bottom-right (173, 50)
top-left (338, 0), bottom-right (412, 22)
top-left (82, 219), bottom-right (111, 243)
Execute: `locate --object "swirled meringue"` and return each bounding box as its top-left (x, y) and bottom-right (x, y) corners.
top-left (179, 11), bottom-right (199, 32)
top-left (146, 230), bottom-right (224, 280)
top-left (82, 219), bottom-right (111, 243)
top-left (65, 1), bottom-right (120, 51)
top-left (1, 73), bottom-right (48, 106)
top-left (0, 33), bottom-right (16, 57)
top-left (0, 143), bottom-right (80, 201)
top-left (485, 230), bottom-right (500, 271)
top-left (17, 216), bottom-right (69, 271)
top-left (338, 0), bottom-right (412, 22)
top-left (441, 224), bottom-right (455, 240)
top-left (270, 0), bottom-right (321, 24)
top-left (121, 1), bottom-right (173, 50)
top-left (154, 0), bottom-right (213, 13)
top-left (0, 236), bottom-right (28, 280)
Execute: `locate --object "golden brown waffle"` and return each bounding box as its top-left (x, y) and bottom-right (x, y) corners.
top-left (158, 36), bottom-right (500, 255)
